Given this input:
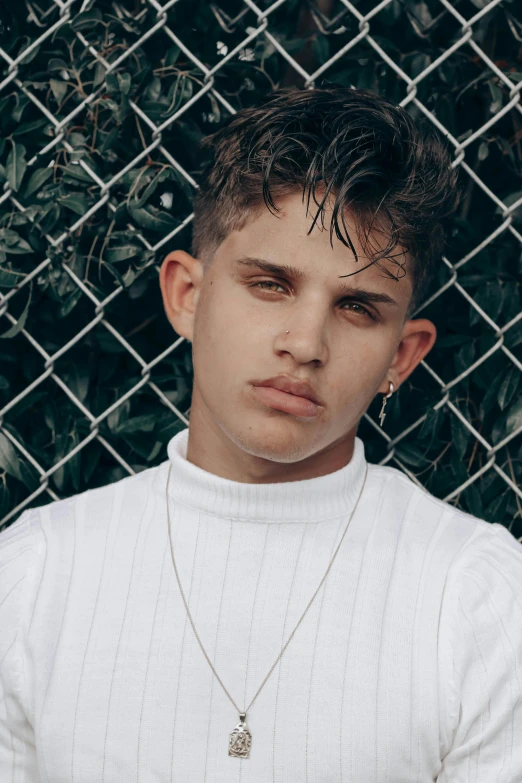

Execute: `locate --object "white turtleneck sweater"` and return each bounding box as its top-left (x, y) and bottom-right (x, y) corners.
top-left (1, 427), bottom-right (522, 782)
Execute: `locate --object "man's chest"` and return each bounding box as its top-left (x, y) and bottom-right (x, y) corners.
top-left (35, 576), bottom-right (443, 782)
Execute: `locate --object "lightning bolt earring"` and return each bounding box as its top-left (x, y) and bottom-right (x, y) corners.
top-left (379, 381), bottom-right (395, 428)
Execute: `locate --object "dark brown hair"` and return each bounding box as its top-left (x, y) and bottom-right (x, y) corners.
top-left (191, 86), bottom-right (460, 316)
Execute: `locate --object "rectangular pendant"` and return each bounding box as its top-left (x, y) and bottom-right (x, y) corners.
top-left (229, 713), bottom-right (252, 758)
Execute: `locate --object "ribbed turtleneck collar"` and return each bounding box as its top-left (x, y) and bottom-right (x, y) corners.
top-left (165, 427), bottom-right (368, 523)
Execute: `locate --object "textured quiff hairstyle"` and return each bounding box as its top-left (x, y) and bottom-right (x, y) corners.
top-left (191, 86), bottom-right (461, 317)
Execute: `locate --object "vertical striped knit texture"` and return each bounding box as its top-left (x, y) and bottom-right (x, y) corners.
top-left (1, 427), bottom-right (522, 782)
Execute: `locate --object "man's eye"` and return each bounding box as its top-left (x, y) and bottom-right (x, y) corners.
top-left (249, 282), bottom-right (374, 320)
top-left (342, 301), bottom-right (374, 319)
top-left (250, 281), bottom-right (286, 293)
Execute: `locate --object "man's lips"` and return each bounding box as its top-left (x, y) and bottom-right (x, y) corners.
top-left (251, 385), bottom-right (322, 418)
top-left (251, 375), bottom-right (323, 405)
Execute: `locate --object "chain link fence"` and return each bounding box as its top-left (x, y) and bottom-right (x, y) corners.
top-left (0, 0), bottom-right (521, 536)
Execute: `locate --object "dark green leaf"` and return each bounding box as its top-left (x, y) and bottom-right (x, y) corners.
top-left (62, 162), bottom-right (96, 184)
top-left (118, 72), bottom-right (131, 95)
top-left (23, 166), bottom-right (53, 198)
top-left (114, 413), bottom-right (158, 434)
top-left (478, 141), bottom-right (489, 161)
top-left (0, 432), bottom-right (23, 482)
top-left (71, 9), bottom-right (103, 30)
top-left (18, 41), bottom-right (40, 66)
top-left (165, 45), bottom-right (180, 67)
top-left (105, 244), bottom-right (141, 263)
top-left (480, 372), bottom-right (503, 417)
top-left (47, 58), bottom-right (69, 72)
top-left (145, 76), bottom-right (162, 102)
top-left (497, 365), bottom-right (519, 411)
top-left (128, 204), bottom-right (178, 232)
top-left (36, 202), bottom-right (60, 234)
top-left (11, 93), bottom-right (30, 123)
top-left (506, 398), bottom-right (522, 436)
top-left (50, 79), bottom-right (68, 104)
top-left (418, 405), bottom-right (444, 445)
top-left (0, 282), bottom-right (32, 338)
top-left (58, 288), bottom-right (82, 318)
top-left (0, 267), bottom-right (21, 287)
top-left (395, 443), bottom-right (431, 468)
top-left (0, 228), bottom-right (33, 254)
top-left (312, 36), bottom-right (330, 65)
top-left (450, 414), bottom-right (470, 460)
top-left (12, 118), bottom-right (51, 137)
top-left (59, 193), bottom-right (89, 215)
top-left (463, 483), bottom-right (483, 517)
top-left (485, 490), bottom-right (510, 523)
top-left (6, 141), bottom-right (27, 191)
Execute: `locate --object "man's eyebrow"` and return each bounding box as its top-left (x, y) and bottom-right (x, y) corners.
top-left (234, 256), bottom-right (399, 306)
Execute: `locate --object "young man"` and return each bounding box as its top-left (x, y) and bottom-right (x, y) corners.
top-left (1, 87), bottom-right (521, 782)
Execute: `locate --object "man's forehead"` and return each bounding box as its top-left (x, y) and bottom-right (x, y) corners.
top-left (255, 192), bottom-right (406, 266)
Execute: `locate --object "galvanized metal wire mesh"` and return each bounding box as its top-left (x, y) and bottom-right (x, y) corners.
top-left (0, 0), bottom-right (521, 535)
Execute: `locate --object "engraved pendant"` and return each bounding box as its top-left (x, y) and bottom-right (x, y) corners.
top-left (229, 712), bottom-right (252, 758)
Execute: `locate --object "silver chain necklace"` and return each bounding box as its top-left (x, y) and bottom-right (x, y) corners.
top-left (165, 458), bottom-right (368, 758)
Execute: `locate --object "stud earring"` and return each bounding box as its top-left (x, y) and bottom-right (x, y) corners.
top-left (379, 381), bottom-right (394, 428)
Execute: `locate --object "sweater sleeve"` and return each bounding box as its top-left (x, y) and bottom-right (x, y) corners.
top-left (437, 521), bottom-right (522, 782)
top-left (0, 508), bottom-right (44, 782)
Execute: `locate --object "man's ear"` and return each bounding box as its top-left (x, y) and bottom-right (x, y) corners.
top-left (159, 250), bottom-right (204, 343)
top-left (379, 318), bottom-right (437, 394)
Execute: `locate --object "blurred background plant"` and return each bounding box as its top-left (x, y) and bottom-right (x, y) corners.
top-left (0, 0), bottom-right (520, 536)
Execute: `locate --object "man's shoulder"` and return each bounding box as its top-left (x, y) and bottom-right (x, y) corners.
top-left (366, 460), bottom-right (515, 560)
top-left (1, 459), bottom-right (168, 549)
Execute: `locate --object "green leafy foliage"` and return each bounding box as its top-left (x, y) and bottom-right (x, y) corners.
top-left (0, 0), bottom-right (520, 536)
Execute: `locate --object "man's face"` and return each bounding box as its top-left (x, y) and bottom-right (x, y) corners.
top-left (162, 190), bottom-right (435, 481)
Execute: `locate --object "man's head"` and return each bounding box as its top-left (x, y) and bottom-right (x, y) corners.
top-left (160, 87), bottom-right (460, 482)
